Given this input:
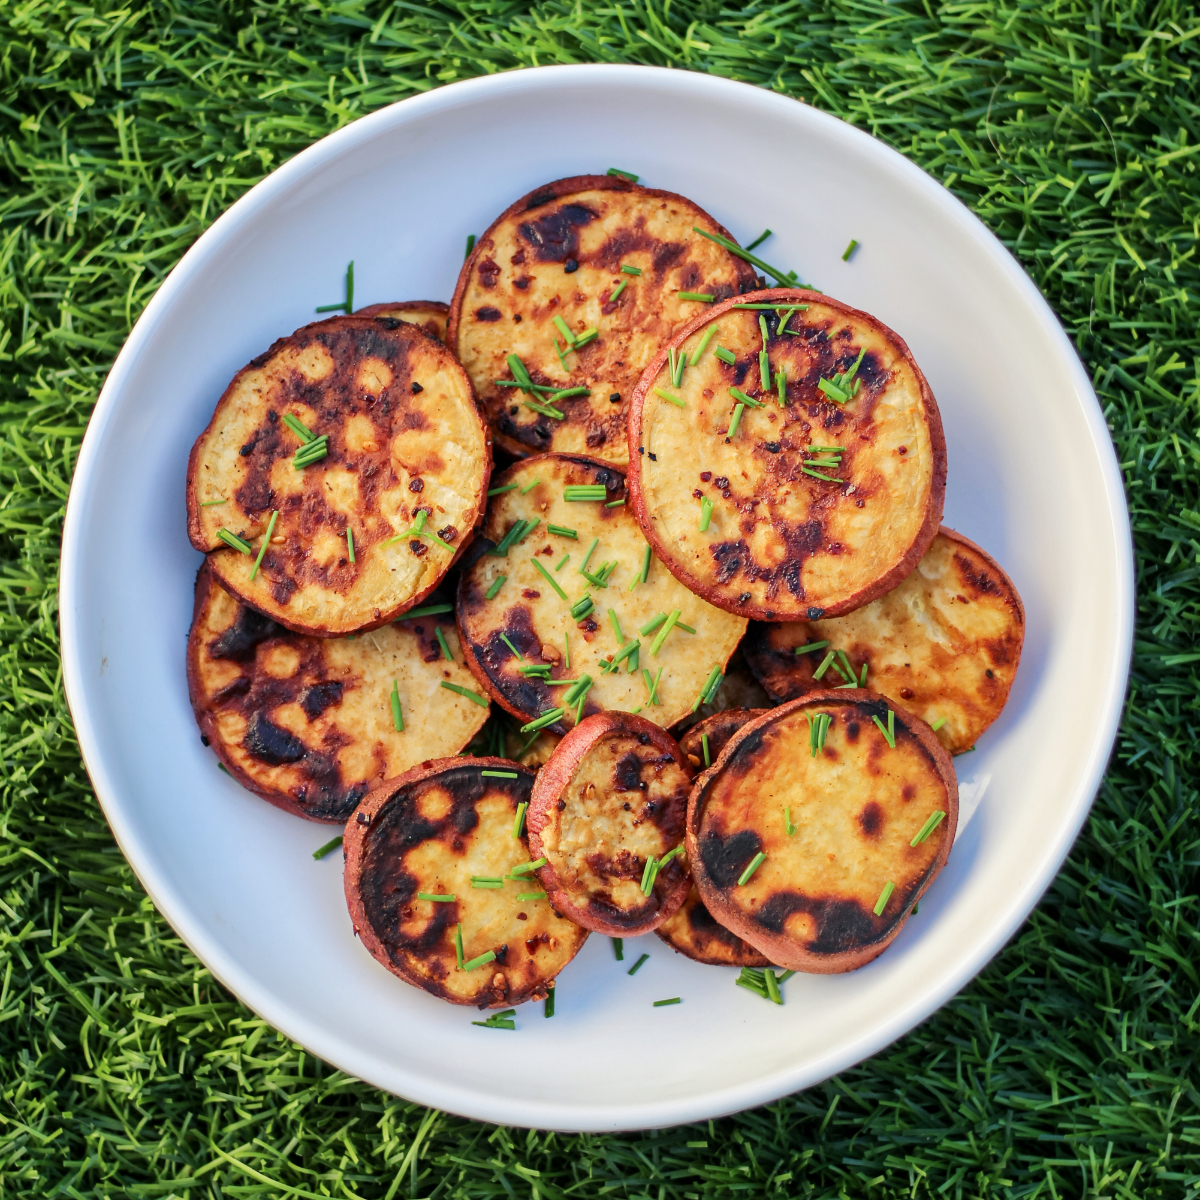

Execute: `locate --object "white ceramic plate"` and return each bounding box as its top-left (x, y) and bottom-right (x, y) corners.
top-left (60, 64), bottom-right (1133, 1132)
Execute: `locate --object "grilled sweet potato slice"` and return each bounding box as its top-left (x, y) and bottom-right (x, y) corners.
top-left (456, 453), bottom-right (747, 733)
top-left (448, 174), bottom-right (757, 465)
top-left (656, 709), bottom-right (770, 966)
top-left (187, 563), bottom-right (490, 822)
top-left (354, 300), bottom-right (449, 342)
top-left (527, 713), bottom-right (691, 936)
top-left (627, 289), bottom-right (947, 621)
top-left (187, 315), bottom-right (489, 635)
top-left (343, 757), bottom-right (588, 1007)
top-left (688, 694), bottom-right (957, 973)
top-left (742, 528), bottom-right (1022, 755)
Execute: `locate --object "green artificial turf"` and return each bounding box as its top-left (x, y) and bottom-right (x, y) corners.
top-left (2, 0), bottom-right (1199, 1195)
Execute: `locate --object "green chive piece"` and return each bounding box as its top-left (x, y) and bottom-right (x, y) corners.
top-left (390, 682), bottom-right (404, 732)
top-left (605, 498), bottom-right (626, 508)
top-left (729, 386), bottom-right (764, 408)
top-left (517, 891), bottom-right (546, 901)
top-left (555, 553), bottom-right (570, 571)
top-left (817, 378), bottom-right (850, 404)
top-left (653, 386), bottom-right (686, 408)
top-left (931, 717), bottom-right (946, 732)
top-left (439, 682), bottom-right (488, 707)
top-left (837, 650), bottom-right (857, 683)
top-left (487, 482), bottom-right (517, 496)
top-left (911, 810), bottom-right (947, 847)
top-left (784, 806), bottom-right (797, 836)
top-left (777, 307), bottom-right (799, 336)
top-left (544, 988), bottom-right (555, 1018)
top-left (795, 640), bottom-right (830, 656)
top-left (494, 379), bottom-right (558, 393)
top-left (574, 327), bottom-right (599, 349)
top-left (873, 711), bottom-right (897, 749)
top-left (701, 733), bottom-right (711, 768)
top-left (529, 557), bottom-right (568, 600)
top-left (552, 315), bottom-right (576, 345)
top-left (842, 238), bottom-right (859, 262)
top-left (512, 801), bottom-right (528, 837)
top-left (699, 496), bottom-right (713, 532)
top-left (727, 403), bottom-right (746, 440)
top-left (650, 609), bottom-right (681, 656)
top-left (520, 708), bottom-right (564, 733)
top-left (690, 323), bottom-right (720, 365)
top-left (499, 633), bottom-right (524, 661)
top-left (746, 229), bottom-right (772, 251)
top-left (564, 632), bottom-right (570, 669)
top-left (312, 835), bottom-right (343, 861)
top-left (434, 625), bottom-right (453, 663)
top-left (481, 769), bottom-right (518, 779)
top-left (465, 233), bottom-right (476, 260)
top-left (714, 346), bottom-right (737, 365)
top-left (463, 950), bottom-right (497, 971)
top-left (775, 368), bottom-right (787, 406)
top-left (471, 1011), bottom-right (516, 1030)
top-left (640, 612), bottom-right (667, 637)
top-left (217, 528), bottom-right (254, 555)
top-left (485, 575), bottom-right (507, 600)
top-left (509, 857), bottom-right (547, 877)
top-left (607, 167), bottom-right (639, 182)
top-left (471, 878), bottom-right (503, 889)
top-left (200, 498), bottom-right (227, 506)
top-left (873, 881), bottom-right (895, 916)
top-left (570, 594), bottom-right (594, 621)
top-left (628, 953), bottom-right (649, 976)
top-left (506, 353), bottom-right (535, 393)
top-left (344, 526), bottom-right (355, 564)
top-left (578, 537), bottom-right (599, 574)
top-left (602, 640), bottom-right (640, 674)
top-left (524, 398), bottom-right (566, 420)
top-left (564, 485), bottom-right (608, 501)
top-left (802, 467), bottom-right (843, 482)
top-left (692, 226), bottom-right (798, 286)
top-left (653, 997), bottom-right (682, 1007)
top-left (763, 969), bottom-right (782, 1005)
top-left (248, 510), bottom-right (278, 580)
top-left (738, 851), bottom-right (766, 886)
top-left (692, 664), bottom-right (723, 712)
top-left (813, 650), bottom-right (837, 680)
top-left (612, 937), bottom-right (624, 961)
top-left (679, 291), bottom-right (715, 302)
top-left (621, 264), bottom-right (643, 276)
top-left (418, 893), bottom-right (455, 903)
top-left (759, 314), bottom-right (770, 348)
top-left (731, 302), bottom-right (810, 310)
top-left (547, 524), bottom-right (578, 539)
top-left (455, 923), bottom-right (464, 969)
top-left (282, 412), bottom-right (316, 443)
top-left (760, 351), bottom-right (771, 392)
top-left (860, 662), bottom-right (869, 686)
top-left (609, 278), bottom-right (628, 302)
top-left (608, 608), bottom-right (624, 642)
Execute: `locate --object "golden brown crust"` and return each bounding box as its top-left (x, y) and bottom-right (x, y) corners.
top-left (354, 301), bottom-right (449, 342)
top-left (742, 527), bottom-right (1023, 755)
top-left (527, 712), bottom-right (691, 936)
top-left (686, 693), bottom-right (957, 973)
top-left (448, 174), bottom-right (758, 464)
top-left (343, 756), bottom-right (588, 1007)
top-left (186, 563), bottom-right (490, 823)
top-left (186, 315), bottom-right (490, 636)
top-left (455, 452), bottom-right (747, 733)
top-left (626, 289), bottom-right (947, 622)
top-left (671, 646), bottom-right (771, 735)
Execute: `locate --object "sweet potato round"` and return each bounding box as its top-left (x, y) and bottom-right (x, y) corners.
top-left (353, 300), bottom-right (449, 342)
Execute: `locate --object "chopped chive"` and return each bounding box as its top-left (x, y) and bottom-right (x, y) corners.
top-left (552, 337), bottom-right (570, 371)
top-left (509, 857), bottom-right (547, 877)
top-left (485, 575), bottom-right (507, 600)
top-left (628, 953), bottom-right (649, 976)
top-left (621, 264), bottom-right (643, 276)
top-left (639, 852), bottom-right (657, 896)
top-left (544, 987), bottom-right (555, 1018)
top-left (608, 608), bottom-right (624, 642)
top-left (659, 845), bottom-right (685, 868)
top-left (200, 497), bottom-right (227, 506)
top-left (873, 881), bottom-right (895, 916)
top-left (471, 878), bottom-right (503, 889)
top-left (729, 386), bottom-right (764, 408)
top-left (607, 167), bottom-right (639, 182)
top-left (714, 346), bottom-right (737, 365)
top-left (653, 997), bottom-right (681, 1007)
top-left (418, 893), bottom-right (455, 902)
top-left (650, 609), bottom-right (681, 656)
top-left (552, 315), bottom-right (575, 346)
top-left (813, 650), bottom-right (836, 680)
top-left (574, 327), bottom-right (599, 349)
top-left (911, 810), bottom-right (947, 846)
top-left (699, 496), bottom-right (713, 532)
top-left (784, 806), bottom-right (797, 836)
top-left (690, 323), bottom-right (720, 365)
top-left (434, 625), bottom-right (453, 663)
top-left (763, 969), bottom-right (782, 1005)
top-left (605, 498), bottom-right (626, 507)
top-left (639, 545), bottom-right (651, 583)
top-left (564, 632), bottom-right (570, 669)
top-left (642, 666), bottom-right (663, 706)
top-left (692, 226), bottom-right (798, 285)
top-left (738, 851), bottom-right (766, 886)
top-left (931, 717), bottom-right (946, 732)
top-left (463, 950), bottom-right (496, 972)
top-left (570, 594), bottom-right (594, 621)
top-left (487, 519), bottom-right (531, 556)
top-left (520, 708), bottom-right (564, 733)
top-left (860, 662), bottom-right (869, 686)
top-left (465, 233), bottom-right (476, 260)
top-left (344, 526), bottom-right (355, 564)
top-left (842, 238), bottom-right (859, 261)
top-left (726, 403), bottom-right (746, 440)
top-left (440, 681), bottom-right (488, 707)
top-left (481, 769), bottom-right (518, 779)
top-left (487, 482), bottom-right (517, 496)
top-left (775, 368), bottom-right (787, 406)
top-left (731, 303), bottom-right (810, 310)
top-left (701, 733), bottom-right (711, 768)
top-left (837, 650), bottom-right (857, 683)
top-left (817, 378), bottom-right (850, 404)
top-left (555, 553), bottom-right (570, 571)
top-left (249, 510), bottom-right (278, 580)
top-left (612, 937), bottom-right (624, 961)
top-left (524, 398), bottom-right (566, 420)
top-left (745, 229), bottom-right (772, 251)
top-left (872, 712), bottom-right (897, 748)
top-left (609, 278), bottom-right (628, 302)
top-left (777, 307), bottom-right (799, 336)
top-left (505, 353), bottom-right (535, 393)
top-left (494, 380), bottom-right (558, 393)
top-left (639, 612), bottom-right (667, 636)
top-left (564, 485), bottom-right (608, 501)
top-left (760, 351), bottom-right (771, 392)
top-left (548, 387), bottom-right (591, 402)
top-left (562, 675), bottom-right (593, 707)
top-left (547, 524), bottom-right (578, 539)
top-left (512, 801), bottom-right (528, 837)
top-left (390, 681), bottom-right (404, 732)
top-left (282, 412), bottom-right (316, 442)
top-left (530, 557), bottom-right (568, 600)
top-left (802, 467), bottom-right (843, 482)
top-left (759, 315), bottom-right (770, 348)
top-left (692, 664), bottom-right (723, 712)
top-left (679, 291), bottom-right (715, 302)
top-left (653, 386), bottom-right (686, 409)
top-left (602, 639), bottom-right (640, 674)
top-left (471, 1012), bottom-right (516, 1030)
top-left (217, 528), bottom-right (253, 555)
top-left (498, 633), bottom-right (524, 661)
top-left (312, 835), bottom-right (343, 861)
top-left (578, 537), bottom-right (599, 575)
top-left (794, 640), bottom-right (830, 656)
top-left (519, 663), bottom-right (551, 677)
top-left (517, 891), bottom-right (546, 901)
top-left (455, 923), bottom-right (464, 969)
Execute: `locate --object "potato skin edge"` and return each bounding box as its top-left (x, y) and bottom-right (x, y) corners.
top-left (625, 288), bottom-right (948, 622)
top-left (685, 691), bottom-right (959, 973)
top-left (527, 711), bottom-right (692, 936)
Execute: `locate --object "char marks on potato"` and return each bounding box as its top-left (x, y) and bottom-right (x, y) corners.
top-left (187, 563), bottom-right (489, 822)
top-left (354, 301), bottom-right (449, 343)
top-left (627, 289), bottom-right (946, 621)
top-left (449, 175), bottom-right (757, 465)
top-left (527, 713), bottom-right (691, 936)
top-left (343, 758), bottom-right (587, 1007)
top-left (187, 315), bottom-right (489, 635)
top-left (688, 694), bottom-right (957, 973)
top-left (456, 453), bottom-right (746, 733)
top-left (743, 527), bottom-right (1023, 755)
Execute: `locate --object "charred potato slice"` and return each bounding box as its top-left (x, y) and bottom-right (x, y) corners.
top-left (743, 527), bottom-right (1023, 755)
top-left (354, 301), bottom-right (449, 342)
top-left (187, 563), bottom-right (490, 822)
top-left (688, 694), bottom-right (957, 973)
top-left (527, 713), bottom-right (691, 936)
top-left (343, 758), bottom-right (587, 1007)
top-left (657, 709), bottom-right (770, 966)
top-left (449, 174), bottom-right (757, 465)
top-left (628, 289), bottom-right (947, 621)
top-left (187, 315), bottom-right (490, 635)
top-left (456, 453), bottom-right (747, 733)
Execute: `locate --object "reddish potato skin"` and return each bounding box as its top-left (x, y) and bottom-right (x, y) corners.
top-left (626, 289), bottom-right (948, 622)
top-left (528, 712), bottom-right (692, 937)
top-left (685, 692), bottom-right (958, 974)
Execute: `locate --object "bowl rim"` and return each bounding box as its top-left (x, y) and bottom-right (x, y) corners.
top-left (58, 61), bottom-right (1134, 1131)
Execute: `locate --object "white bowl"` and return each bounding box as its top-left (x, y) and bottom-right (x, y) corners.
top-left (60, 64), bottom-right (1133, 1132)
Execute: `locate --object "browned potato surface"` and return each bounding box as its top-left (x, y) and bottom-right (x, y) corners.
top-left (671, 646), bottom-right (771, 735)
top-left (354, 300), bottom-right (449, 342)
top-left (187, 315), bottom-right (490, 635)
top-left (688, 694), bottom-right (957, 973)
top-left (743, 527), bottom-right (1023, 755)
top-left (187, 564), bottom-right (489, 822)
top-left (449, 174), bottom-right (757, 464)
top-left (456, 454), bottom-right (747, 734)
top-left (527, 713), bottom-right (691, 936)
top-left (343, 758), bottom-right (588, 1007)
top-left (627, 289), bottom-right (946, 621)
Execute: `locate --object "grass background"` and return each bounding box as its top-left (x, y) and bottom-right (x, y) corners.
top-left (1, 0), bottom-right (1198, 1195)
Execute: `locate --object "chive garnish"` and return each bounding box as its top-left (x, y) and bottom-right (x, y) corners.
top-left (562, 675), bottom-right (592, 707)
top-left (654, 997), bottom-right (681, 1007)
top-left (930, 717), bottom-right (946, 732)
top-left (701, 733), bottom-right (711, 768)
top-left (659, 845), bottom-right (685, 868)
top-left (418, 893), bottom-right (455, 902)
top-left (690, 323), bottom-right (720, 365)
top-left (775, 368), bottom-right (787, 406)
top-left (200, 497), bottom-right (227, 506)
top-left (602, 639), bottom-right (640, 674)
top-left (520, 708), bottom-right (564, 733)
top-left (608, 608), bottom-right (624, 642)
top-left (692, 226), bottom-right (798, 285)
top-left (628, 953), bottom-right (649, 976)
top-left (455, 923), bottom-right (464, 969)
top-left (763, 968), bottom-right (782, 1005)
top-left (499, 633), bottom-right (524, 661)
top-left (732, 303), bottom-right (810, 310)
top-left (794, 640), bottom-right (830, 656)
top-left (578, 537), bottom-right (599, 575)
top-left (440, 681), bottom-right (488, 707)
top-left (552, 315), bottom-right (575, 346)
top-left (784, 806), bottom-right (797, 836)
top-left (737, 852), bottom-right (766, 886)
top-left (525, 398), bottom-right (566, 420)
top-left (639, 545), bottom-right (651, 583)
top-left (517, 891), bottom-right (546, 901)
top-left (463, 950), bottom-right (496, 972)
top-left (217, 528), bottom-right (253, 555)
top-left (642, 665), bottom-right (663, 706)
top-left (653, 386), bottom-right (686, 409)
top-left (512, 801), bottom-right (528, 837)
top-left (495, 379), bottom-right (558, 393)
top-left (714, 346), bottom-right (737, 365)
top-left (692, 664), bottom-right (723, 712)
top-left (679, 291), bottom-right (715, 302)
top-left (609, 279), bottom-right (628, 302)
top-left (605, 498), bottom-right (626, 507)
top-left (465, 233), bottom-right (476, 259)
top-left (699, 496), bottom-right (713, 532)
top-left (607, 167), bottom-right (639, 182)
top-left (547, 524), bottom-right (578, 539)
top-left (564, 484), bottom-right (608, 501)
top-left (777, 307), bottom-right (799, 336)
top-left (807, 711), bottom-right (832, 755)
top-left (729, 386), bottom-right (764, 409)
top-left (312, 835), bottom-right (343, 861)
top-left (873, 881), bottom-right (895, 916)
top-left (472, 878), bottom-right (503, 889)
top-left (612, 937), bottom-right (624, 960)
top-left (813, 650), bottom-right (836, 680)
top-left (429, 625), bottom-right (451, 662)
top-left (519, 663), bottom-right (551, 678)
top-left (345, 526), bottom-right (355, 564)
top-left (726, 403), bottom-right (746, 440)
top-left (621, 264), bottom-right (642, 276)
top-left (405, 602), bottom-right (454, 619)
top-left (293, 436), bottom-right (330, 469)
top-left (282, 412), bottom-right (317, 443)
top-left (872, 710), bottom-right (897, 748)
top-left (509, 857), bottom-right (547, 877)
top-left (649, 609), bottom-right (681, 656)
top-left (471, 1010), bottom-right (516, 1030)
top-left (639, 612), bottom-right (667, 636)
top-left (746, 229), bottom-right (772, 251)
top-left (485, 575), bottom-right (506, 600)
top-left (911, 810), bottom-right (947, 846)
top-left (525, 558), bottom-right (565, 600)
top-left (505, 353), bottom-right (536, 393)
top-left (759, 314), bottom-right (770, 347)
top-left (481, 769), bottom-right (518, 779)
top-left (569, 594), bottom-right (594, 621)
top-left (574, 327), bottom-right (599, 349)
top-left (842, 238), bottom-right (859, 261)
top-left (390, 681), bottom-right (404, 732)
top-left (836, 650), bottom-right (856, 683)
top-left (563, 632), bottom-right (570, 669)
top-left (545, 988), bottom-right (555, 1018)
top-left (248, 510), bottom-right (278, 580)
top-left (554, 553), bottom-right (570, 571)
top-left (860, 662), bottom-right (868, 686)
